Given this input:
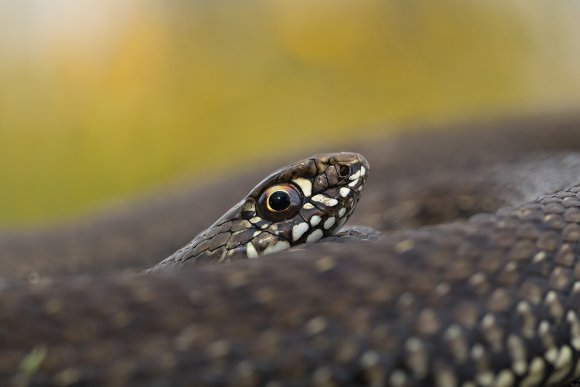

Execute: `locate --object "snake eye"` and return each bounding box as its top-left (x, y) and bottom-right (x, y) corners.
top-left (338, 164), bottom-right (351, 177)
top-left (257, 183), bottom-right (302, 221)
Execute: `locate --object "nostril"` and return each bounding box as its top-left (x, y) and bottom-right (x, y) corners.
top-left (338, 164), bottom-right (351, 177)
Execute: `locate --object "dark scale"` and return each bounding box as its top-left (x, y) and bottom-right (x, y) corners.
top-left (269, 191), bottom-right (291, 211)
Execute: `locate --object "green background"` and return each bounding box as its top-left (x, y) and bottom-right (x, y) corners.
top-left (1, 1), bottom-right (579, 228)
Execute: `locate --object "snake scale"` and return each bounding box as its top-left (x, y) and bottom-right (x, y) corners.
top-left (3, 115), bottom-right (580, 386)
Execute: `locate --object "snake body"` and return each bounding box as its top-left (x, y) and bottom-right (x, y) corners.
top-left (4, 116), bottom-right (580, 386)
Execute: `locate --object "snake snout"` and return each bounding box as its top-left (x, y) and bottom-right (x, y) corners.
top-left (332, 152), bottom-right (369, 191)
top-left (356, 153), bottom-right (370, 172)
top-left (332, 152), bottom-right (369, 177)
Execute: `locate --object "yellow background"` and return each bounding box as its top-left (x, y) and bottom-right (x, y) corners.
top-left (1, 1), bottom-right (579, 227)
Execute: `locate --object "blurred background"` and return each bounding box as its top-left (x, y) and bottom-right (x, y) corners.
top-left (1, 1), bottom-right (579, 229)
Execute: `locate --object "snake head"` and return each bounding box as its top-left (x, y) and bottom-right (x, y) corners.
top-left (233, 152), bottom-right (370, 258)
top-left (153, 152), bottom-right (369, 268)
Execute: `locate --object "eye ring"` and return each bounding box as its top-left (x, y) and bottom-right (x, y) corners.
top-left (257, 183), bottom-right (303, 222)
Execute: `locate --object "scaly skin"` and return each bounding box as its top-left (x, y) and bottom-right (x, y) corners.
top-left (3, 115), bottom-right (580, 386)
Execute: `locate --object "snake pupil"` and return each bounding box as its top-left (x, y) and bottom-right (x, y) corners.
top-left (268, 191), bottom-right (291, 211)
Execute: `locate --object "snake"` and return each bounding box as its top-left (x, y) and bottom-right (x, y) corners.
top-left (3, 115), bottom-right (580, 386)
